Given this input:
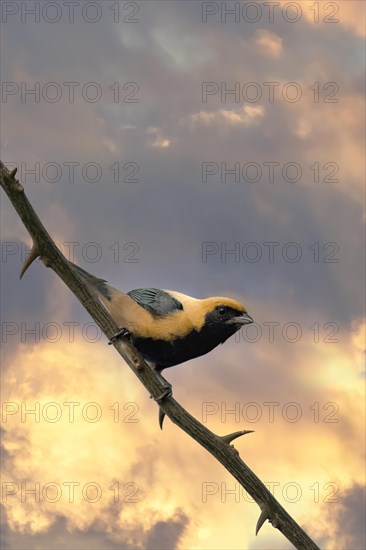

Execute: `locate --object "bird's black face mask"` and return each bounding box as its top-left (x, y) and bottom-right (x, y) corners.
top-left (204, 305), bottom-right (253, 341)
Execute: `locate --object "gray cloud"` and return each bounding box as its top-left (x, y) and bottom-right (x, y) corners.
top-left (1, 1), bottom-right (364, 549)
top-left (331, 484), bottom-right (366, 549)
top-left (145, 510), bottom-right (189, 549)
top-left (0, 510), bottom-right (135, 550)
top-left (0, 506), bottom-right (190, 550)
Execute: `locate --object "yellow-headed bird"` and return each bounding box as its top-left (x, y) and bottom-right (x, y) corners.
top-left (71, 262), bottom-right (253, 372)
top-left (71, 262), bottom-right (253, 427)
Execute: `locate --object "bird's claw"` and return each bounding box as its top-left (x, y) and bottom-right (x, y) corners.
top-left (108, 327), bottom-right (130, 345)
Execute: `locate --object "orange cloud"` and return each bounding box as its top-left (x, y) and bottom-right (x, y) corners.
top-left (1, 308), bottom-right (364, 548)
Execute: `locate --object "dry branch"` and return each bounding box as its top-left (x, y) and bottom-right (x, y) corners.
top-left (0, 160), bottom-right (320, 549)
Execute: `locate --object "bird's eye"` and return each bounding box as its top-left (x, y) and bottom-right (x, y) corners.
top-left (218, 306), bottom-right (226, 315)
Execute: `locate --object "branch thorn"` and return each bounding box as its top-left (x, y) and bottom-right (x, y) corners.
top-left (220, 430), bottom-right (254, 444)
top-left (159, 408), bottom-right (165, 430)
top-left (256, 507), bottom-right (270, 535)
top-left (20, 245), bottom-right (40, 279)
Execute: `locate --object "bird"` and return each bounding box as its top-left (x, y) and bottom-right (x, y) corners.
top-left (70, 262), bottom-right (253, 427)
top-left (70, 262), bottom-right (253, 369)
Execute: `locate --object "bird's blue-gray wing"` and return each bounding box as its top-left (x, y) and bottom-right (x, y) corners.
top-left (127, 288), bottom-right (183, 316)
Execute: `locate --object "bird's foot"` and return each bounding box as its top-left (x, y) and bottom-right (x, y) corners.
top-left (150, 384), bottom-right (173, 430)
top-left (154, 384), bottom-right (173, 403)
top-left (108, 327), bottom-right (130, 345)
top-left (148, 369), bottom-right (172, 430)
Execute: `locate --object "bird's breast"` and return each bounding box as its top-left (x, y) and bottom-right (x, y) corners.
top-left (131, 327), bottom-right (232, 371)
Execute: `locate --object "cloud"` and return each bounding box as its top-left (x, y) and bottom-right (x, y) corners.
top-left (275, 0), bottom-right (366, 38)
top-left (0, 338), bottom-right (209, 548)
top-left (254, 29), bottom-right (283, 58)
top-left (331, 484), bottom-right (366, 549)
top-left (145, 510), bottom-right (189, 549)
top-left (0, 506), bottom-right (189, 550)
top-left (1, 315), bottom-right (364, 549)
top-left (304, 483), bottom-right (366, 550)
top-left (146, 127), bottom-right (171, 148)
top-left (185, 105), bottom-right (265, 129)
top-left (1, 1), bottom-right (364, 548)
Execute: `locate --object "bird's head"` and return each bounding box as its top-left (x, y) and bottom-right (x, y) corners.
top-left (201, 297), bottom-right (253, 339)
top-left (153, 290), bottom-right (253, 344)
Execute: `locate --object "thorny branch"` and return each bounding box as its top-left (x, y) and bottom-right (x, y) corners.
top-left (0, 160), bottom-right (320, 550)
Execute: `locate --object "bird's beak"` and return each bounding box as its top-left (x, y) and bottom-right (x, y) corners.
top-left (229, 313), bottom-right (254, 325)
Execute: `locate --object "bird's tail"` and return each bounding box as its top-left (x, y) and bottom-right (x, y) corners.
top-left (68, 261), bottom-right (112, 301)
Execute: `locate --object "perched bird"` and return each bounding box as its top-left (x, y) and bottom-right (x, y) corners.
top-left (71, 262), bottom-right (253, 371)
top-left (70, 262), bottom-right (253, 427)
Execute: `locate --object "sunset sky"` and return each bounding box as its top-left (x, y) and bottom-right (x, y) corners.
top-left (1, 1), bottom-right (365, 549)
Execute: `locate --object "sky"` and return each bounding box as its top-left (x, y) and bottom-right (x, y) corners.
top-left (0, 1), bottom-right (365, 549)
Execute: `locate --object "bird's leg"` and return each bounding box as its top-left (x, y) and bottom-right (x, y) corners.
top-left (108, 327), bottom-right (130, 345)
top-left (149, 367), bottom-right (172, 430)
top-left (152, 369), bottom-right (173, 402)
top-left (155, 387), bottom-right (172, 430)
